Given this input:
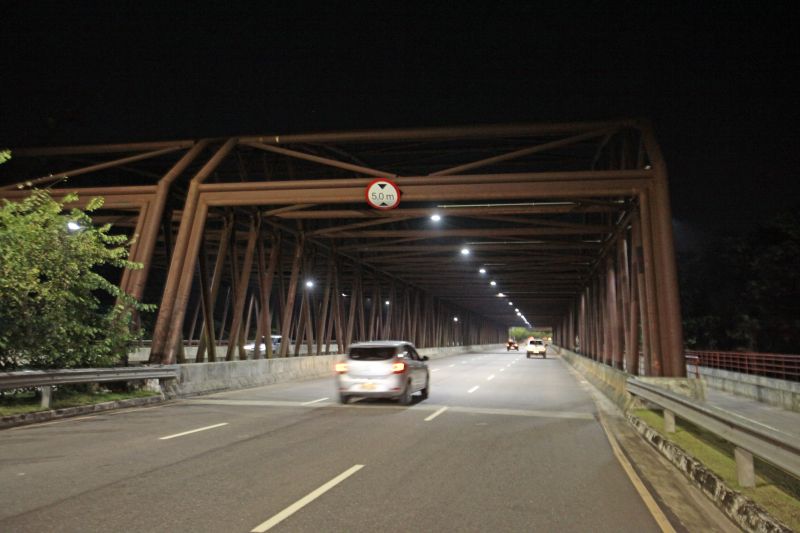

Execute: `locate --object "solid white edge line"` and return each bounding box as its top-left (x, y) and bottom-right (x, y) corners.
top-left (251, 464), bottom-right (364, 532)
top-left (159, 422), bottom-right (228, 440)
top-left (425, 406), bottom-right (448, 422)
top-left (487, 374), bottom-right (495, 381)
top-left (596, 413), bottom-right (676, 533)
top-left (301, 397), bottom-right (329, 405)
top-left (468, 386), bottom-right (480, 393)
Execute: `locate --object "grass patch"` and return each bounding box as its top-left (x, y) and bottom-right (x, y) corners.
top-left (0, 388), bottom-right (159, 417)
top-left (635, 409), bottom-right (800, 530)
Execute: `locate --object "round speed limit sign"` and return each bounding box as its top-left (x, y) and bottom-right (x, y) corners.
top-left (365, 178), bottom-right (401, 210)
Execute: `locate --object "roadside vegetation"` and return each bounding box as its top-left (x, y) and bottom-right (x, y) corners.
top-left (635, 409), bottom-right (800, 530)
top-left (0, 168), bottom-right (153, 371)
top-left (0, 386), bottom-right (159, 417)
top-left (679, 206), bottom-right (799, 353)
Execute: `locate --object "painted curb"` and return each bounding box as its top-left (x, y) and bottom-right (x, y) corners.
top-left (0, 394), bottom-right (166, 430)
top-left (627, 413), bottom-right (793, 533)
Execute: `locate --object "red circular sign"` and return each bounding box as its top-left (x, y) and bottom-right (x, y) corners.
top-left (365, 178), bottom-right (401, 210)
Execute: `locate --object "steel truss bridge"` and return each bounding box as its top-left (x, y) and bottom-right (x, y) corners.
top-left (1, 119), bottom-right (685, 377)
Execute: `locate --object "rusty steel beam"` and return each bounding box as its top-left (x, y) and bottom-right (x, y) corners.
top-left (200, 179), bottom-right (648, 208)
top-left (431, 128), bottom-right (617, 176)
top-left (271, 204), bottom-right (621, 219)
top-left (198, 170), bottom-right (649, 194)
top-left (1, 146), bottom-right (186, 191)
top-left (10, 140), bottom-right (196, 157)
top-left (242, 141), bottom-right (396, 179)
top-left (240, 120), bottom-right (631, 145)
top-left (321, 227), bottom-right (613, 239)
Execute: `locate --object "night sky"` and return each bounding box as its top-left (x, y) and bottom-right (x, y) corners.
top-left (2, 2), bottom-right (798, 243)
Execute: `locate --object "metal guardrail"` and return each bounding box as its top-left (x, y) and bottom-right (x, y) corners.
top-left (686, 349), bottom-right (800, 382)
top-left (0, 366), bottom-right (179, 391)
top-left (626, 377), bottom-right (800, 487)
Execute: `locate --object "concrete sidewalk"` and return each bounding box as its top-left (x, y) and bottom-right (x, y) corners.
top-left (703, 385), bottom-right (800, 441)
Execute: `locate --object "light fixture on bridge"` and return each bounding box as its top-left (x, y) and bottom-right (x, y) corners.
top-left (67, 221), bottom-right (82, 232)
top-left (430, 214), bottom-right (441, 222)
top-left (341, 293), bottom-right (347, 297)
top-left (490, 280), bottom-right (497, 286)
top-left (460, 247), bottom-right (470, 255)
top-left (508, 302), bottom-right (513, 306)
top-left (305, 280), bottom-right (315, 288)
top-left (515, 308), bottom-right (519, 312)
top-left (385, 300), bottom-right (390, 305)
top-left (479, 268), bottom-right (486, 274)
top-left (497, 292), bottom-right (506, 297)
top-left (453, 317), bottom-right (459, 322)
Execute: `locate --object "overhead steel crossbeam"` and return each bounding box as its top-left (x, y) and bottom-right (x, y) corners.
top-left (1, 120), bottom-right (684, 377)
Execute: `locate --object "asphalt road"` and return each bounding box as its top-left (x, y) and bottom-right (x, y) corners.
top-left (0, 348), bottom-right (674, 532)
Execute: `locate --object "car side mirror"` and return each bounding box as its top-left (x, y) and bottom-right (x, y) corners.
top-left (422, 356), bottom-right (429, 361)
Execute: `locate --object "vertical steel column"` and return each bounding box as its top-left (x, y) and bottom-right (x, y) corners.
top-left (119, 200), bottom-right (149, 297)
top-left (640, 125), bottom-right (685, 376)
top-left (638, 191), bottom-right (664, 375)
top-left (606, 254), bottom-right (623, 368)
top-left (258, 231), bottom-right (280, 358)
top-left (279, 236), bottom-right (304, 358)
top-left (150, 139), bottom-right (236, 363)
top-left (631, 215), bottom-right (652, 375)
top-left (316, 259), bottom-right (333, 355)
top-left (197, 215), bottom-right (233, 363)
top-left (163, 200), bottom-right (211, 364)
top-left (345, 268), bottom-right (359, 349)
top-left (196, 235), bottom-right (214, 363)
top-left (332, 260), bottom-right (345, 354)
top-left (617, 235), bottom-right (633, 373)
top-left (228, 217), bottom-right (259, 360)
top-left (127, 140), bottom-right (210, 301)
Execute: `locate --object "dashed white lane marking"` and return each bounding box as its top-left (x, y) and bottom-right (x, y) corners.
top-left (425, 406), bottom-right (448, 422)
top-left (499, 368), bottom-right (505, 372)
top-left (432, 368), bottom-right (441, 372)
top-left (302, 397), bottom-right (329, 405)
top-left (251, 464), bottom-right (364, 532)
top-left (468, 386), bottom-right (480, 394)
top-left (449, 364), bottom-right (455, 368)
top-left (487, 375), bottom-right (495, 381)
top-left (159, 422), bottom-right (228, 441)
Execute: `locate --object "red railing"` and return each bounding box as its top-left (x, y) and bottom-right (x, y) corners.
top-left (686, 349), bottom-right (800, 382)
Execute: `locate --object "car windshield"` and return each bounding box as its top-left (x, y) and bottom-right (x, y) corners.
top-left (530, 340), bottom-right (543, 345)
top-left (349, 347), bottom-right (398, 360)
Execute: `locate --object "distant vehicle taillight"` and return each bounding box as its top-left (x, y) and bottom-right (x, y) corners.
top-left (392, 361), bottom-right (406, 373)
top-left (335, 362), bottom-right (348, 373)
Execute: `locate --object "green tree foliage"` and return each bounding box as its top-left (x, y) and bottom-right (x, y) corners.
top-left (508, 327), bottom-right (552, 342)
top-left (679, 207), bottom-right (800, 353)
top-left (0, 189), bottom-right (153, 370)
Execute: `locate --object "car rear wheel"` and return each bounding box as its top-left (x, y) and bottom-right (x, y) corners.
top-left (338, 393), bottom-right (349, 404)
top-left (399, 381), bottom-right (413, 405)
top-left (420, 374), bottom-right (430, 400)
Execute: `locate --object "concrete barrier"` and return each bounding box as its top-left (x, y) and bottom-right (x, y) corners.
top-left (555, 345), bottom-right (705, 409)
top-left (169, 343), bottom-right (503, 397)
top-left (698, 366), bottom-right (800, 413)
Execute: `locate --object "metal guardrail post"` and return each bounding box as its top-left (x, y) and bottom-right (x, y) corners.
top-left (40, 386), bottom-right (52, 409)
top-left (735, 447), bottom-right (755, 488)
top-left (626, 377), bottom-right (800, 485)
top-left (663, 409), bottom-right (675, 433)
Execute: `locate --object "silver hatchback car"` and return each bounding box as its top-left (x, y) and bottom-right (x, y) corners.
top-left (335, 341), bottom-right (430, 405)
